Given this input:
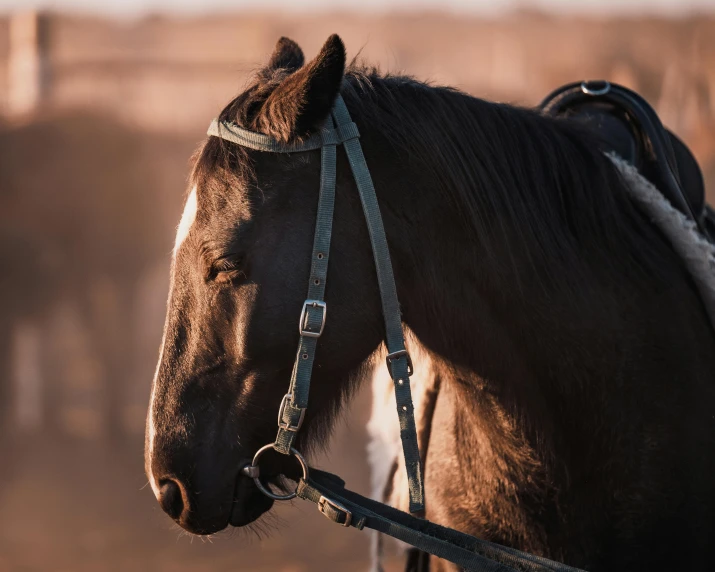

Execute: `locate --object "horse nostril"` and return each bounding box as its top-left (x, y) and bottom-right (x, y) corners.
top-left (158, 479), bottom-right (184, 520)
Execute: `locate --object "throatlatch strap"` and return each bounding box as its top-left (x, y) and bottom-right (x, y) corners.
top-left (331, 96), bottom-right (425, 513)
top-left (274, 116), bottom-right (339, 454)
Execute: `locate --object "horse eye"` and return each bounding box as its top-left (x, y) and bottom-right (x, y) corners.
top-left (209, 254), bottom-right (244, 284)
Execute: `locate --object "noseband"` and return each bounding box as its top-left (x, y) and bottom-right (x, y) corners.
top-left (206, 93), bottom-right (585, 572)
top-left (207, 93), bottom-right (425, 513)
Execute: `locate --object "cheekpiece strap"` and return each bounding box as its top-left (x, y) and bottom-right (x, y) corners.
top-left (274, 113), bottom-right (337, 454)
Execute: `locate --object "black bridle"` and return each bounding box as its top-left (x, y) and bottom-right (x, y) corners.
top-left (207, 91), bottom-right (585, 572)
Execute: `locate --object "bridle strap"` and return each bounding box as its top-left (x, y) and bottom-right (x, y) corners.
top-left (275, 114), bottom-right (337, 455)
top-left (207, 118), bottom-right (360, 152)
top-left (207, 93), bottom-right (425, 513)
top-left (331, 95), bottom-right (424, 513)
top-left (206, 95), bottom-right (589, 572)
top-left (297, 469), bottom-right (586, 572)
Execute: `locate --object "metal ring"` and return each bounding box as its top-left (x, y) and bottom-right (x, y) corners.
top-left (249, 443), bottom-right (309, 501)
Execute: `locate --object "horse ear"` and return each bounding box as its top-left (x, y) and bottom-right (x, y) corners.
top-left (267, 37), bottom-right (304, 72)
top-left (258, 34), bottom-right (346, 142)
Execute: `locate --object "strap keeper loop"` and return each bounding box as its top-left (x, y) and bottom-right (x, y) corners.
top-left (386, 349), bottom-right (414, 377)
top-left (318, 495), bottom-right (353, 527)
top-left (278, 393), bottom-right (306, 432)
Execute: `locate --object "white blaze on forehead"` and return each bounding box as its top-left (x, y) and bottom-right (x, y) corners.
top-left (173, 185), bottom-right (198, 256)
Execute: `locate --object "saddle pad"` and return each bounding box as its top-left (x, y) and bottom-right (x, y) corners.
top-left (609, 154), bottom-right (715, 329)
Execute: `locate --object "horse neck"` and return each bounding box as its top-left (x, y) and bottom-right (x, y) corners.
top-left (365, 100), bottom-right (715, 554)
top-left (365, 96), bottom-right (715, 443)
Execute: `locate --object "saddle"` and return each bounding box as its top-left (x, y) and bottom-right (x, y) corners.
top-left (540, 81), bottom-right (714, 242)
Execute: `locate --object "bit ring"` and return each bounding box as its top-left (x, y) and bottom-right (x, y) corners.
top-left (245, 443), bottom-right (309, 501)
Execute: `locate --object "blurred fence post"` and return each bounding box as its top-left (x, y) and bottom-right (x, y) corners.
top-left (12, 321), bottom-right (43, 432)
top-left (0, 320), bottom-right (12, 434)
top-left (7, 10), bottom-right (47, 117)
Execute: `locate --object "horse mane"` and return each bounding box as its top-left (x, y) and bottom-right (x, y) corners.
top-left (195, 61), bottom-right (674, 297)
top-left (340, 66), bottom-right (673, 293)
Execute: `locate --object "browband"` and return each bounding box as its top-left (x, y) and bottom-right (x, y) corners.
top-left (207, 118), bottom-right (361, 153)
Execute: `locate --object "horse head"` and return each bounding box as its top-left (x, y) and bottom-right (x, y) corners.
top-left (145, 35), bottom-right (389, 534)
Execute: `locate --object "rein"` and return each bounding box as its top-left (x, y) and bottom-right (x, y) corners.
top-left (207, 94), bottom-right (585, 572)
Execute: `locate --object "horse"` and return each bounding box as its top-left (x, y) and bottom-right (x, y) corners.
top-left (145, 34), bottom-right (715, 571)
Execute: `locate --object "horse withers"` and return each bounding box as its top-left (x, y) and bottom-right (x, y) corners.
top-left (145, 35), bottom-right (715, 571)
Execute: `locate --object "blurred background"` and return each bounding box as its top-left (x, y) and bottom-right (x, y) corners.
top-left (0, 1), bottom-right (714, 570)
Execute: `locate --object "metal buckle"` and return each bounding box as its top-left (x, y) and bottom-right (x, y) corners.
top-left (385, 349), bottom-right (414, 377)
top-left (299, 300), bottom-right (327, 338)
top-left (318, 495), bottom-right (353, 527)
top-left (278, 393), bottom-right (306, 432)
